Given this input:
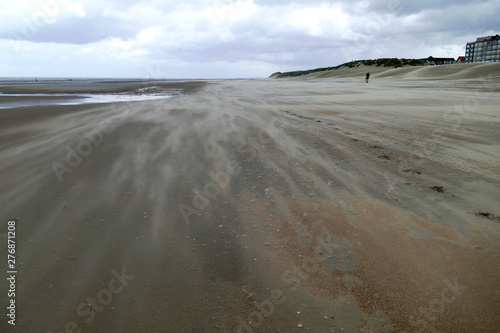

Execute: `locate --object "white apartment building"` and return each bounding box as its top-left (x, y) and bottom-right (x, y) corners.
top-left (465, 35), bottom-right (500, 63)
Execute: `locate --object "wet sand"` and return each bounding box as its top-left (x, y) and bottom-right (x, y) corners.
top-left (1, 67), bottom-right (500, 332)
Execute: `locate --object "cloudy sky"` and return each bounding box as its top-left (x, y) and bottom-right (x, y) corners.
top-left (0, 0), bottom-right (498, 78)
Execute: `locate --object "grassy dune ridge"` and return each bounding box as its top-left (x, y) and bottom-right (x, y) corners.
top-left (271, 58), bottom-right (427, 78)
top-left (271, 60), bottom-right (500, 81)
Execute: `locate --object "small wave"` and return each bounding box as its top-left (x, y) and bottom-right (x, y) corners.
top-left (122, 86), bottom-right (183, 97)
top-left (0, 88), bottom-right (178, 109)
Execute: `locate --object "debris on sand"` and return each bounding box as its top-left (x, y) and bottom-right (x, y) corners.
top-left (379, 154), bottom-right (391, 160)
top-left (430, 186), bottom-right (446, 193)
top-left (474, 211), bottom-right (500, 222)
top-left (403, 169), bottom-right (421, 175)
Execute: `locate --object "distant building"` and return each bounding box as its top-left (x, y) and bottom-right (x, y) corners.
top-left (421, 56), bottom-right (455, 65)
top-left (456, 56), bottom-right (465, 63)
top-left (465, 35), bottom-right (500, 63)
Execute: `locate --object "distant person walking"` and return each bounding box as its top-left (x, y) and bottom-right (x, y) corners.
top-left (365, 72), bottom-right (370, 83)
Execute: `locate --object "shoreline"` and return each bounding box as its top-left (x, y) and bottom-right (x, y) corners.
top-left (0, 79), bottom-right (208, 95)
top-left (0, 80), bottom-right (209, 109)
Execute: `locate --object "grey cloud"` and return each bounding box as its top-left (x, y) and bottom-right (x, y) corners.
top-left (252, 0), bottom-right (339, 5)
top-left (166, 29), bottom-right (343, 68)
top-left (2, 16), bottom-right (138, 44)
top-left (409, 1), bottom-right (500, 35)
top-left (0, 0), bottom-right (498, 78)
top-left (367, 0), bottom-right (492, 15)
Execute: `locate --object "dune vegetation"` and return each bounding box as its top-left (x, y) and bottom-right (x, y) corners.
top-left (272, 58), bottom-right (427, 78)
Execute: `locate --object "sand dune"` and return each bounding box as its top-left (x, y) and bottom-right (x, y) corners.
top-left (293, 62), bottom-right (500, 81)
top-left (0, 73), bottom-right (499, 332)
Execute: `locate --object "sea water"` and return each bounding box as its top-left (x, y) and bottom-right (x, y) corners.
top-left (0, 78), bottom-right (179, 109)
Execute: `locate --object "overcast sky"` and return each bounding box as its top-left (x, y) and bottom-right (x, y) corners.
top-left (0, 0), bottom-right (498, 78)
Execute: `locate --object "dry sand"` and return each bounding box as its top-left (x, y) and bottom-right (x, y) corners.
top-left (1, 65), bottom-right (500, 332)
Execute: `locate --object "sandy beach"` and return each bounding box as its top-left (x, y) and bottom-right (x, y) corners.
top-left (1, 63), bottom-right (500, 332)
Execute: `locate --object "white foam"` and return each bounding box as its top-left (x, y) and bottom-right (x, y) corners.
top-left (0, 86), bottom-right (179, 109)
